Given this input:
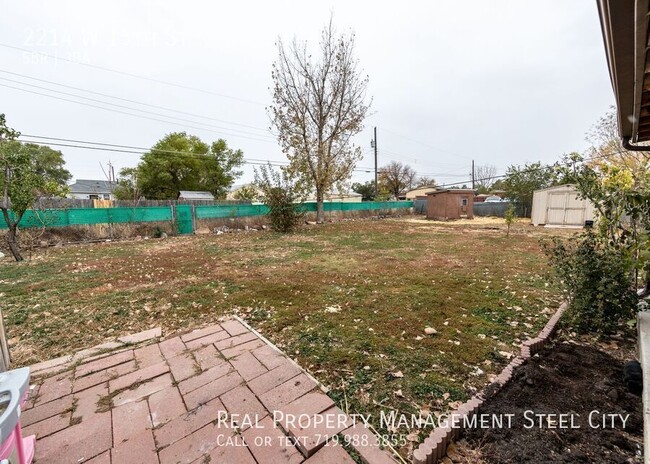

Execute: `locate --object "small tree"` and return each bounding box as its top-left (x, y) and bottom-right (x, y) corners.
top-left (415, 176), bottom-right (437, 188)
top-left (474, 165), bottom-right (497, 193)
top-left (378, 161), bottom-right (416, 199)
top-left (351, 181), bottom-right (376, 201)
top-left (558, 152), bottom-right (650, 293)
top-left (502, 161), bottom-right (557, 216)
top-left (113, 167), bottom-right (140, 201)
top-left (254, 165), bottom-right (306, 233)
top-left (544, 233), bottom-right (637, 334)
top-left (233, 185), bottom-right (257, 202)
top-left (0, 115), bottom-right (69, 261)
top-left (504, 204), bottom-right (516, 236)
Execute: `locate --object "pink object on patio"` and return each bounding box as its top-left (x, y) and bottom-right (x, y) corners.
top-left (0, 367), bottom-right (35, 464)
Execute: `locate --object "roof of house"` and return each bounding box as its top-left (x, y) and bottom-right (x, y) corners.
top-left (597, 1), bottom-right (650, 142)
top-left (178, 190), bottom-right (215, 200)
top-left (406, 185), bottom-right (438, 193)
top-left (328, 191), bottom-right (362, 197)
top-left (229, 183), bottom-right (254, 191)
top-left (426, 189), bottom-right (475, 195)
top-left (69, 179), bottom-right (115, 194)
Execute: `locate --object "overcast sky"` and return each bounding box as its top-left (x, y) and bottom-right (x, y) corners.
top-left (0, 0), bottom-right (613, 188)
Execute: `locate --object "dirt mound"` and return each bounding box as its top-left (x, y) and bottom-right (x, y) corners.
top-left (463, 342), bottom-right (643, 463)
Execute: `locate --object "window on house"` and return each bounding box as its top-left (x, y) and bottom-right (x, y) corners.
top-left (461, 198), bottom-right (468, 206)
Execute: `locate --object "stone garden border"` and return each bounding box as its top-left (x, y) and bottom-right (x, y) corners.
top-left (412, 302), bottom-right (568, 464)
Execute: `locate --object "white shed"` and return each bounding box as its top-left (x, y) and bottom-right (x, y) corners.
top-left (531, 184), bottom-right (595, 227)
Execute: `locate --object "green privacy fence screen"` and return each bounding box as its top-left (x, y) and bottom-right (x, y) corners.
top-left (0, 201), bottom-right (413, 234)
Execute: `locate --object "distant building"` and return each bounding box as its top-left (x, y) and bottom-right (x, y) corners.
top-left (178, 191), bottom-right (215, 201)
top-left (305, 190), bottom-right (362, 203)
top-left (405, 185), bottom-right (438, 200)
top-left (67, 179), bottom-right (115, 200)
top-left (426, 189), bottom-right (475, 220)
top-left (531, 184), bottom-right (594, 227)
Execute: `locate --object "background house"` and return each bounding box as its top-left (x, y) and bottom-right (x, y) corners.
top-left (178, 191), bottom-right (215, 201)
top-left (67, 179), bottom-right (115, 200)
top-left (405, 185), bottom-right (438, 200)
top-left (305, 190), bottom-right (363, 203)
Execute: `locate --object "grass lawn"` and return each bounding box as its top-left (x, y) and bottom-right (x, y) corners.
top-left (1, 217), bottom-right (569, 456)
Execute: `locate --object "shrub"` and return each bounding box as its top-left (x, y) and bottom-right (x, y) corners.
top-left (504, 204), bottom-right (516, 236)
top-left (544, 232), bottom-right (638, 334)
top-left (254, 165), bottom-right (306, 233)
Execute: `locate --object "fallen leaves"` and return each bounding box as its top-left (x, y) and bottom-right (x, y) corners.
top-left (324, 305), bottom-right (341, 313)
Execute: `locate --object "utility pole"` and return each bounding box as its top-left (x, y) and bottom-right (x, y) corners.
top-left (471, 160), bottom-right (475, 190)
top-left (373, 127), bottom-right (378, 198)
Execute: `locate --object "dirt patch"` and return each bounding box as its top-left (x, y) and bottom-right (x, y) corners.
top-left (462, 341), bottom-right (643, 463)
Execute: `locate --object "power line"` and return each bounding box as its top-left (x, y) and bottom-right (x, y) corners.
top-left (0, 79), bottom-right (276, 141)
top-left (1, 79), bottom-right (453, 176)
top-left (0, 83), bottom-right (275, 144)
top-left (18, 138), bottom-right (291, 168)
top-left (436, 152), bottom-right (618, 189)
top-left (378, 126), bottom-right (472, 161)
top-left (17, 134), bottom-right (378, 173)
top-left (0, 69), bottom-right (273, 134)
top-left (0, 43), bottom-right (266, 106)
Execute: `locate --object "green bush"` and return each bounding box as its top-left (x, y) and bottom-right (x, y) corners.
top-left (544, 232), bottom-right (638, 333)
top-left (254, 165), bottom-right (306, 233)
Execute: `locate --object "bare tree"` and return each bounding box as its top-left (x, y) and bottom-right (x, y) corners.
top-left (270, 20), bottom-right (371, 223)
top-left (415, 176), bottom-right (437, 188)
top-left (474, 165), bottom-right (497, 193)
top-left (586, 106), bottom-right (650, 169)
top-left (379, 161), bottom-right (416, 199)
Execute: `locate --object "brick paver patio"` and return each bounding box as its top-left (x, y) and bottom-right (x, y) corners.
top-left (22, 319), bottom-right (398, 463)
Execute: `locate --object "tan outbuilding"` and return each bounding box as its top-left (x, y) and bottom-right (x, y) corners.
top-left (531, 184), bottom-right (594, 227)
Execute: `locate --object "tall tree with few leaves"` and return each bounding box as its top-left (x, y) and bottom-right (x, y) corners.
top-left (0, 115), bottom-right (70, 261)
top-left (586, 106), bottom-right (649, 169)
top-left (473, 165), bottom-right (497, 193)
top-left (270, 20), bottom-right (371, 223)
top-left (379, 161), bottom-right (416, 199)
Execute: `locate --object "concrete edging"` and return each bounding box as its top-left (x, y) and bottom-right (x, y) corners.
top-left (412, 302), bottom-right (568, 464)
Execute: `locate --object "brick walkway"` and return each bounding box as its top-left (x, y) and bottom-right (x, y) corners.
top-left (22, 319), bottom-right (397, 464)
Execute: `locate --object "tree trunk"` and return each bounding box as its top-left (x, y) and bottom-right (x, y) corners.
top-left (6, 225), bottom-right (23, 262)
top-left (316, 191), bottom-right (325, 224)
